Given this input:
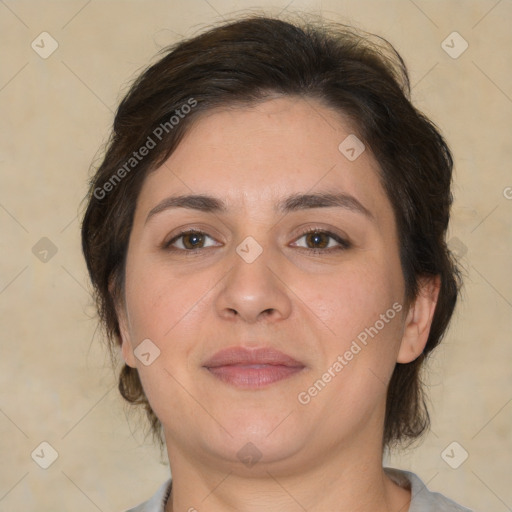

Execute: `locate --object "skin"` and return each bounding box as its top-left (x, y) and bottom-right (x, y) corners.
top-left (116, 96), bottom-right (440, 512)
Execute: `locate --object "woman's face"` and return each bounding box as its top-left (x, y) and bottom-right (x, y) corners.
top-left (118, 96), bottom-right (416, 473)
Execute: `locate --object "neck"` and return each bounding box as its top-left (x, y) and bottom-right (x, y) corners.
top-left (164, 441), bottom-right (410, 512)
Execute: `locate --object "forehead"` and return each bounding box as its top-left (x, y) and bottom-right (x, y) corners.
top-left (136, 96), bottom-right (391, 221)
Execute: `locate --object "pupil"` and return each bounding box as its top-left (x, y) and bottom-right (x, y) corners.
top-left (185, 233), bottom-right (202, 249)
top-left (308, 232), bottom-right (327, 248)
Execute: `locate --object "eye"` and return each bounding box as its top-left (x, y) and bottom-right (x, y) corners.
top-left (163, 228), bottom-right (350, 254)
top-left (291, 229), bottom-right (350, 252)
top-left (165, 230), bottom-right (219, 251)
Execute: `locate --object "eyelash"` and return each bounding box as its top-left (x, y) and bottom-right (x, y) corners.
top-left (163, 227), bottom-right (351, 255)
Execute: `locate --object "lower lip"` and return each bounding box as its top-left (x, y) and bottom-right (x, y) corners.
top-left (206, 364), bottom-right (304, 388)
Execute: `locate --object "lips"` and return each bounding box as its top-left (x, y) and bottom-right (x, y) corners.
top-left (203, 347), bottom-right (305, 388)
top-left (204, 347), bottom-right (303, 368)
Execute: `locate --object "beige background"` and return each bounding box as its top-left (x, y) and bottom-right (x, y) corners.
top-left (0, 0), bottom-right (511, 510)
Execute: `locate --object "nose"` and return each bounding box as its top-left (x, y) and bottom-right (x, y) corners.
top-left (214, 243), bottom-right (293, 324)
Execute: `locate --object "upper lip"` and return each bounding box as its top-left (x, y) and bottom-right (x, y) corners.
top-left (203, 347), bottom-right (304, 368)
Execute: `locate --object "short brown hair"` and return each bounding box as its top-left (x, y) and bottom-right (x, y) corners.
top-left (81, 14), bottom-right (461, 450)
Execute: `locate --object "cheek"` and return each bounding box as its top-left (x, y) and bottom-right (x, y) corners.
top-left (312, 258), bottom-right (403, 337)
top-left (306, 258), bottom-right (405, 400)
top-left (303, 267), bottom-right (404, 406)
top-left (123, 258), bottom-right (200, 341)
top-left (122, 262), bottom-right (206, 417)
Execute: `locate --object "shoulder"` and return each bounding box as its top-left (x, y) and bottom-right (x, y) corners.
top-left (123, 479), bottom-right (172, 512)
top-left (384, 467), bottom-right (474, 512)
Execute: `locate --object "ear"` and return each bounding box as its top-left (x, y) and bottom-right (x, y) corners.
top-left (109, 279), bottom-right (137, 368)
top-left (397, 275), bottom-right (441, 364)
top-left (118, 307), bottom-right (137, 368)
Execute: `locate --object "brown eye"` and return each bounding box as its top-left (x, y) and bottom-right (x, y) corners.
top-left (181, 232), bottom-right (205, 249)
top-left (305, 231), bottom-right (330, 249)
top-left (292, 229), bottom-right (350, 252)
top-left (165, 230), bottom-right (218, 251)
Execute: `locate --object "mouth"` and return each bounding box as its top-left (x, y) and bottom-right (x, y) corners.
top-left (203, 346), bottom-right (306, 389)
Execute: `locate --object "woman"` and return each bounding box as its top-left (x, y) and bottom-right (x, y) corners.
top-left (81, 14), bottom-right (472, 512)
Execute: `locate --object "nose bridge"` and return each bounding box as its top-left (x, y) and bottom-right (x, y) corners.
top-left (215, 235), bottom-right (292, 322)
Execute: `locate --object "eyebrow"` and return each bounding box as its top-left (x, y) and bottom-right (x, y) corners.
top-left (145, 191), bottom-right (374, 224)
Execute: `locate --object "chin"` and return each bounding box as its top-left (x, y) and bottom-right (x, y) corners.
top-left (203, 436), bottom-right (305, 475)
top-left (190, 412), bottom-right (307, 469)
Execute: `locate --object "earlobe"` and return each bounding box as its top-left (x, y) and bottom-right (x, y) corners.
top-left (397, 276), bottom-right (441, 364)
